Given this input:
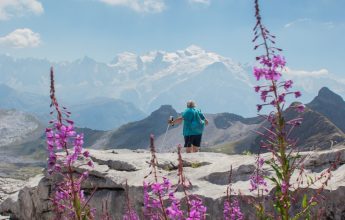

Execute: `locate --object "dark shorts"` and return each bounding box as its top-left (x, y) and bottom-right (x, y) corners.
top-left (184, 135), bottom-right (202, 148)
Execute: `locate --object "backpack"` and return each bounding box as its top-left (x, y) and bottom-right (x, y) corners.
top-left (190, 109), bottom-right (205, 134)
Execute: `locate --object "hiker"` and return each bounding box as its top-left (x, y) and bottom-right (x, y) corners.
top-left (169, 100), bottom-right (208, 153)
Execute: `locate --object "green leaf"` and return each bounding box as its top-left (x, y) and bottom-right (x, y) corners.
top-left (311, 201), bottom-right (317, 206)
top-left (266, 176), bottom-right (279, 185)
top-left (273, 203), bottom-right (282, 213)
top-left (302, 194), bottom-right (307, 208)
top-left (270, 163), bottom-right (283, 180)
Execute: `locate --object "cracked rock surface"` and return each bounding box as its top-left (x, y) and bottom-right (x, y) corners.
top-left (1, 148), bottom-right (345, 219)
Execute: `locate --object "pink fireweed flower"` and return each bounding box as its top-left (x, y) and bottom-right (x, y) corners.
top-left (123, 210), bottom-right (140, 220)
top-left (252, 2), bottom-right (307, 219)
top-left (254, 67), bottom-right (267, 81)
top-left (254, 86), bottom-right (261, 93)
top-left (223, 199), bottom-right (243, 220)
top-left (294, 91), bottom-right (302, 98)
top-left (260, 90), bottom-right (268, 96)
top-left (77, 171), bottom-right (89, 183)
top-left (283, 80), bottom-right (293, 90)
top-left (54, 164), bottom-right (62, 172)
top-left (259, 56), bottom-right (271, 66)
top-left (281, 181), bottom-right (289, 194)
top-left (266, 69), bottom-right (281, 81)
top-left (83, 150), bottom-right (90, 158)
top-left (187, 209), bottom-right (200, 219)
top-left (258, 157), bottom-right (265, 167)
top-left (151, 182), bottom-right (164, 194)
top-left (166, 200), bottom-right (183, 219)
top-left (162, 177), bottom-right (171, 188)
top-left (278, 94), bottom-right (285, 104)
top-left (143, 178), bottom-right (175, 218)
top-left (257, 104), bottom-right (263, 112)
top-left (48, 67), bottom-right (95, 219)
top-left (272, 55), bottom-right (286, 68)
top-left (260, 95), bottom-right (267, 102)
top-left (168, 191), bottom-right (176, 200)
top-left (46, 128), bottom-right (54, 138)
top-left (48, 156), bottom-right (57, 170)
top-left (87, 160), bottom-right (94, 168)
top-left (188, 198), bottom-right (207, 220)
top-left (74, 134), bottom-right (84, 147)
top-left (250, 155), bottom-right (268, 192)
top-left (249, 174), bottom-right (267, 192)
top-left (260, 90), bottom-right (269, 102)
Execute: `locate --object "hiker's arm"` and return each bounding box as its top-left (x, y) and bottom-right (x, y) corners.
top-left (169, 117), bottom-right (183, 125)
top-left (200, 112), bottom-right (209, 125)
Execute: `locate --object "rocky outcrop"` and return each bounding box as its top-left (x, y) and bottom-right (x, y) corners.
top-left (0, 178), bottom-right (26, 204)
top-left (308, 87), bottom-right (345, 132)
top-left (1, 148), bottom-right (345, 219)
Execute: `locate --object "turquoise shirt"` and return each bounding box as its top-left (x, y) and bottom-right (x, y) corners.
top-left (182, 107), bottom-right (205, 136)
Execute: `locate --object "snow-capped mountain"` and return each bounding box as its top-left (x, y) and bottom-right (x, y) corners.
top-left (0, 46), bottom-right (344, 117)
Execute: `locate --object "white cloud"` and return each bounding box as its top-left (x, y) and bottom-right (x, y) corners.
top-left (0, 0), bottom-right (43, 21)
top-left (284, 18), bottom-right (339, 30)
top-left (189, 0), bottom-right (211, 5)
top-left (284, 67), bottom-right (329, 77)
top-left (322, 21), bottom-right (336, 29)
top-left (99, 0), bottom-right (166, 13)
top-left (0, 28), bottom-right (41, 48)
top-left (282, 67), bottom-right (345, 96)
top-left (284, 18), bottom-right (311, 28)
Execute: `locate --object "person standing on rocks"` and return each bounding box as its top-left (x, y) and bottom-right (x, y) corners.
top-left (169, 100), bottom-right (208, 153)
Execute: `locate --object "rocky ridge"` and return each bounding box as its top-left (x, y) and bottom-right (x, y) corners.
top-left (1, 147), bottom-right (344, 219)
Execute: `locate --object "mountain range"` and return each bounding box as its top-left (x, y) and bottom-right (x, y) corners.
top-left (88, 87), bottom-right (345, 154)
top-left (1, 46), bottom-right (345, 117)
top-left (1, 87), bottom-right (345, 167)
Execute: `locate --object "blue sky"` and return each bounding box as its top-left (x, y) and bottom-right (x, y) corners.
top-left (0, 0), bottom-right (344, 76)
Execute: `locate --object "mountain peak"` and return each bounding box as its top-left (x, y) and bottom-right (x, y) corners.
top-left (185, 45), bottom-right (205, 56)
top-left (316, 87), bottom-right (344, 104)
top-left (151, 105), bottom-right (176, 115)
top-left (75, 56), bottom-right (97, 66)
top-left (111, 52), bottom-right (137, 64)
top-left (110, 52), bottom-right (140, 72)
top-left (148, 105), bottom-right (178, 122)
top-left (307, 87), bottom-right (345, 132)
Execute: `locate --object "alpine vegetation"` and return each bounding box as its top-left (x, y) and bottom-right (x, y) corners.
top-left (46, 67), bottom-right (95, 219)
top-left (143, 136), bottom-right (207, 220)
top-left (249, 0), bottom-right (340, 219)
top-left (223, 166), bottom-right (243, 220)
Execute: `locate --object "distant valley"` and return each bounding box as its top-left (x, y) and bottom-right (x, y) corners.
top-left (0, 84), bottom-right (146, 130)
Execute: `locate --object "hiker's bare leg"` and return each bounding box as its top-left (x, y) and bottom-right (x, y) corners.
top-left (192, 145), bottom-right (200, 153)
top-left (186, 147), bottom-right (192, 153)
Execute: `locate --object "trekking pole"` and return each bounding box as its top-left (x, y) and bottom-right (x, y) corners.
top-left (161, 116), bottom-right (173, 150)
